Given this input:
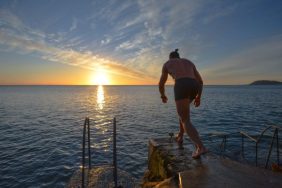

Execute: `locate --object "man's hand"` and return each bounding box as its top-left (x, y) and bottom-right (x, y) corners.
top-left (194, 96), bottom-right (201, 107)
top-left (161, 95), bottom-right (168, 103)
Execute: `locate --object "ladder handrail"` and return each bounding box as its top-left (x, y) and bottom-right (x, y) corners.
top-left (238, 125), bottom-right (280, 168)
top-left (113, 117), bottom-right (118, 188)
top-left (82, 117), bottom-right (91, 188)
top-left (239, 125), bottom-right (280, 143)
top-left (256, 125), bottom-right (280, 143)
top-left (205, 125), bottom-right (280, 169)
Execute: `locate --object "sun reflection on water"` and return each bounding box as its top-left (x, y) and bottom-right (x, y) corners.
top-left (97, 85), bottom-right (105, 110)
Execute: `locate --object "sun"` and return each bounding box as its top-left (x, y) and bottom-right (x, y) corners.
top-left (91, 71), bottom-right (110, 85)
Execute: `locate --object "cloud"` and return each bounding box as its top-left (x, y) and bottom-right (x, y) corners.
top-left (0, 9), bottom-right (155, 82)
top-left (117, 14), bottom-right (145, 31)
top-left (75, 1), bottom-right (207, 77)
top-left (116, 41), bottom-right (136, 51)
top-left (107, 0), bottom-right (207, 79)
top-left (89, 1), bottom-right (135, 27)
top-left (202, 3), bottom-right (238, 24)
top-left (2, 1), bottom-right (279, 85)
top-left (202, 35), bottom-right (282, 84)
top-left (101, 36), bottom-right (111, 45)
top-left (69, 17), bottom-right (78, 31)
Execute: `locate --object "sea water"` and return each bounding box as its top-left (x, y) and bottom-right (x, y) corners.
top-left (0, 85), bottom-right (281, 187)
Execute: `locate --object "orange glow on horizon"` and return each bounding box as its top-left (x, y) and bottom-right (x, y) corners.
top-left (0, 62), bottom-right (160, 85)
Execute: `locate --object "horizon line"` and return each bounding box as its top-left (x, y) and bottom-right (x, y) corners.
top-left (0, 84), bottom-right (251, 86)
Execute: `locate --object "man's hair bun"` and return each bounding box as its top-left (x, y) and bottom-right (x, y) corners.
top-left (169, 49), bottom-right (180, 58)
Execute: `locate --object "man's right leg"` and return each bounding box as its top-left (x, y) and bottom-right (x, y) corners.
top-left (175, 99), bottom-right (204, 150)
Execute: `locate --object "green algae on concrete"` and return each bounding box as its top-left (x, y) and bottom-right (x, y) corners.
top-left (146, 140), bottom-right (176, 181)
top-left (142, 137), bottom-right (195, 187)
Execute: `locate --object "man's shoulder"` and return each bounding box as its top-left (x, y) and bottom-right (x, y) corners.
top-left (181, 58), bottom-right (191, 62)
top-left (163, 60), bottom-right (171, 66)
top-left (181, 58), bottom-right (194, 65)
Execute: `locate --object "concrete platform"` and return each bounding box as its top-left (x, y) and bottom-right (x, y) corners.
top-left (179, 155), bottom-right (282, 188)
top-left (143, 137), bottom-right (282, 188)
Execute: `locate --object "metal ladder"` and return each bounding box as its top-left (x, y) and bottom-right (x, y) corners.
top-left (81, 117), bottom-right (118, 188)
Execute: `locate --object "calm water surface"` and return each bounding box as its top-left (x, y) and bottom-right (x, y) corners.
top-left (0, 85), bottom-right (281, 187)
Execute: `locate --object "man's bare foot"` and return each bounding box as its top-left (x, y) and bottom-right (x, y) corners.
top-left (192, 147), bottom-right (209, 159)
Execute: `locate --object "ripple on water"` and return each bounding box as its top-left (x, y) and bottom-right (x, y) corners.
top-left (0, 85), bottom-right (282, 187)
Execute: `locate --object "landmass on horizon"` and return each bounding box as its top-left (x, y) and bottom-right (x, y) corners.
top-left (250, 80), bottom-right (282, 85)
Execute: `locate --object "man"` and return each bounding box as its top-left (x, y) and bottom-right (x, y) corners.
top-left (159, 49), bottom-right (208, 158)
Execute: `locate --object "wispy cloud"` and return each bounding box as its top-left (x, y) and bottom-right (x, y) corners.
top-left (202, 35), bottom-right (282, 84)
top-left (115, 1), bottom-right (205, 56)
top-left (69, 17), bottom-right (78, 31)
top-left (0, 9), bottom-right (155, 82)
top-left (109, 0), bottom-right (206, 77)
top-left (101, 35), bottom-right (111, 45)
top-left (202, 2), bottom-right (238, 24)
top-left (1, 0), bottom-right (281, 84)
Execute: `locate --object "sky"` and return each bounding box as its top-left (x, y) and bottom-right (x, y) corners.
top-left (0, 0), bottom-right (282, 85)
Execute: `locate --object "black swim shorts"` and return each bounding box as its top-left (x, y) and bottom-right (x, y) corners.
top-left (174, 77), bottom-right (199, 101)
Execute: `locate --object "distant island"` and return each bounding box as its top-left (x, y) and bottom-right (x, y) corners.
top-left (250, 80), bottom-right (282, 85)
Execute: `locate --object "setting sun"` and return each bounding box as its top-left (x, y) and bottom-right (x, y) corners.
top-left (91, 71), bottom-right (110, 85)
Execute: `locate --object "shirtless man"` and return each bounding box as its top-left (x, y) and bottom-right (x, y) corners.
top-left (159, 49), bottom-right (208, 158)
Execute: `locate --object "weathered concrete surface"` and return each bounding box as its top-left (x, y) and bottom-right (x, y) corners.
top-left (142, 137), bottom-right (200, 187)
top-left (143, 137), bottom-right (282, 188)
top-left (179, 155), bottom-right (282, 188)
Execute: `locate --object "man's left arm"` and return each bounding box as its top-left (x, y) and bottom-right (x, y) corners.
top-left (159, 66), bottom-right (168, 103)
